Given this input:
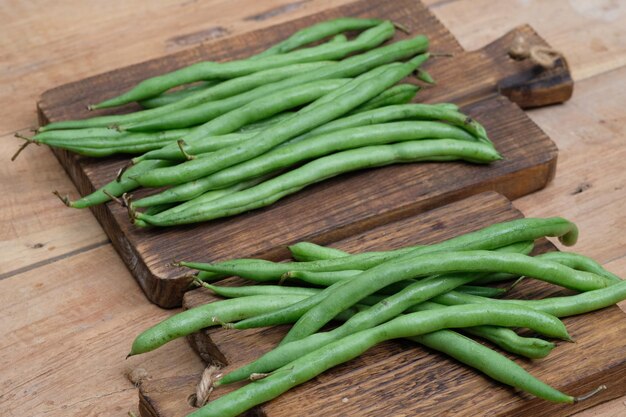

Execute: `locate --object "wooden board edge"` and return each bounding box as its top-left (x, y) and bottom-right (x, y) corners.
top-left (39, 139), bottom-right (189, 308)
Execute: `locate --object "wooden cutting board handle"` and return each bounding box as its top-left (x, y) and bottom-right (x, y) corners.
top-left (421, 24), bottom-right (573, 108)
top-left (494, 25), bottom-right (573, 108)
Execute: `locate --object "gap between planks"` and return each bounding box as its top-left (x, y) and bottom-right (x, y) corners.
top-left (0, 239), bottom-right (109, 281)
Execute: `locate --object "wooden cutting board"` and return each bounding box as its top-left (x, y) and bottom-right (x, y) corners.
top-left (137, 192), bottom-right (626, 417)
top-left (37, 0), bottom-right (573, 307)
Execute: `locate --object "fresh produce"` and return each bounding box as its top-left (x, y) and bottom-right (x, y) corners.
top-left (14, 17), bottom-right (507, 228)
top-left (130, 121), bottom-right (482, 208)
top-left (92, 20), bottom-right (397, 108)
top-left (129, 217), bottom-right (622, 416)
top-left (180, 217), bottom-right (579, 279)
top-left (133, 139), bottom-right (500, 226)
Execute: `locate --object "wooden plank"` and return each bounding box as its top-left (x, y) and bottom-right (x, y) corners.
top-left (0, 131), bottom-right (108, 278)
top-left (37, 0), bottom-right (463, 121)
top-left (423, 0), bottom-right (626, 82)
top-left (515, 65), bottom-right (626, 263)
top-left (138, 192), bottom-right (626, 416)
top-left (1, 1), bottom-right (625, 416)
top-left (0, 0), bottom-right (357, 133)
top-left (0, 243), bottom-right (204, 416)
top-left (0, 0), bottom-right (356, 279)
top-left (37, 0), bottom-right (566, 308)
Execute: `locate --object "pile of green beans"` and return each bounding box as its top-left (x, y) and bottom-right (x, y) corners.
top-left (18, 17), bottom-right (505, 227)
top-left (129, 217), bottom-right (623, 416)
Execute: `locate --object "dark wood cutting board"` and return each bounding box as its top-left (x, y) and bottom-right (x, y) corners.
top-left (138, 192), bottom-right (626, 417)
top-left (37, 0), bottom-right (573, 307)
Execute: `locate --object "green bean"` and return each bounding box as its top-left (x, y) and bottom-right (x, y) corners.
top-left (196, 270), bottom-right (227, 283)
top-left (280, 244), bottom-right (530, 344)
top-left (207, 329), bottom-right (575, 415)
top-left (288, 242), bottom-right (351, 261)
top-left (411, 301), bottom-right (555, 359)
top-left (436, 278), bottom-right (626, 318)
top-left (186, 218), bottom-right (577, 279)
top-left (136, 26), bottom-right (354, 109)
top-left (33, 127), bottom-right (126, 140)
top-left (138, 81), bottom-right (218, 109)
top-left (127, 44), bottom-right (423, 135)
top-left (236, 112), bottom-right (296, 132)
top-left (536, 251), bottom-right (622, 283)
top-left (142, 152), bottom-right (477, 227)
top-left (123, 63), bottom-right (343, 132)
top-left (143, 203), bottom-right (176, 216)
top-left (63, 147), bottom-right (265, 207)
top-left (91, 21), bottom-right (396, 109)
top-left (200, 282), bottom-right (554, 359)
top-left (184, 260), bottom-right (377, 281)
top-left (255, 17), bottom-right (384, 58)
top-left (214, 303), bottom-right (569, 397)
top-left (61, 159), bottom-right (176, 208)
top-left (328, 33), bottom-right (348, 43)
top-left (284, 242), bottom-right (527, 290)
top-left (43, 142), bottom-right (168, 157)
top-left (296, 103), bottom-right (490, 144)
top-left (286, 250), bottom-right (610, 342)
top-left (347, 83), bottom-right (420, 114)
top-left (135, 139), bottom-right (499, 226)
top-left (34, 127), bottom-right (265, 161)
top-left (281, 269), bottom-right (363, 286)
top-left (128, 294), bottom-right (308, 356)
top-left (410, 331), bottom-right (574, 403)
top-left (131, 121), bottom-right (480, 207)
top-left (145, 177), bottom-right (269, 216)
top-left (134, 38), bottom-right (430, 162)
top-left (45, 63), bottom-right (335, 132)
top-left (169, 131), bottom-right (258, 154)
top-left (456, 285), bottom-right (506, 298)
top-left (132, 57), bottom-right (429, 188)
top-left (133, 84), bottom-right (421, 167)
top-left (279, 272), bottom-right (482, 344)
top-left (37, 131), bottom-right (189, 156)
top-left (463, 325), bottom-right (555, 359)
top-left (288, 275), bottom-right (507, 298)
top-left (416, 67), bottom-right (435, 84)
top-left (34, 128), bottom-right (191, 149)
top-left (200, 283), bottom-right (318, 299)
top-left (231, 280), bottom-right (354, 330)
top-left (437, 103), bottom-right (460, 111)
top-left (155, 59), bottom-right (411, 160)
top-left (135, 175), bottom-right (267, 210)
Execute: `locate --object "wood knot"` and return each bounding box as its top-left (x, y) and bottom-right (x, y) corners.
top-left (125, 367), bottom-right (150, 387)
top-left (508, 34), bottom-right (562, 69)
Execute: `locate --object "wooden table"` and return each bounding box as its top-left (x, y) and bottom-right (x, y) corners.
top-left (1, 1), bottom-right (624, 416)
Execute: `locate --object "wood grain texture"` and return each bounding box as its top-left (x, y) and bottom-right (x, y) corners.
top-left (0, 0), bottom-right (358, 282)
top-left (422, 0), bottom-right (626, 83)
top-left (1, 1), bottom-right (625, 416)
top-left (515, 64), bottom-right (626, 264)
top-left (37, 0), bottom-right (565, 308)
top-left (0, 131), bottom-right (108, 279)
top-left (138, 192), bottom-right (626, 417)
top-left (0, 0), bottom-right (358, 133)
top-left (0, 244), bottom-right (205, 417)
